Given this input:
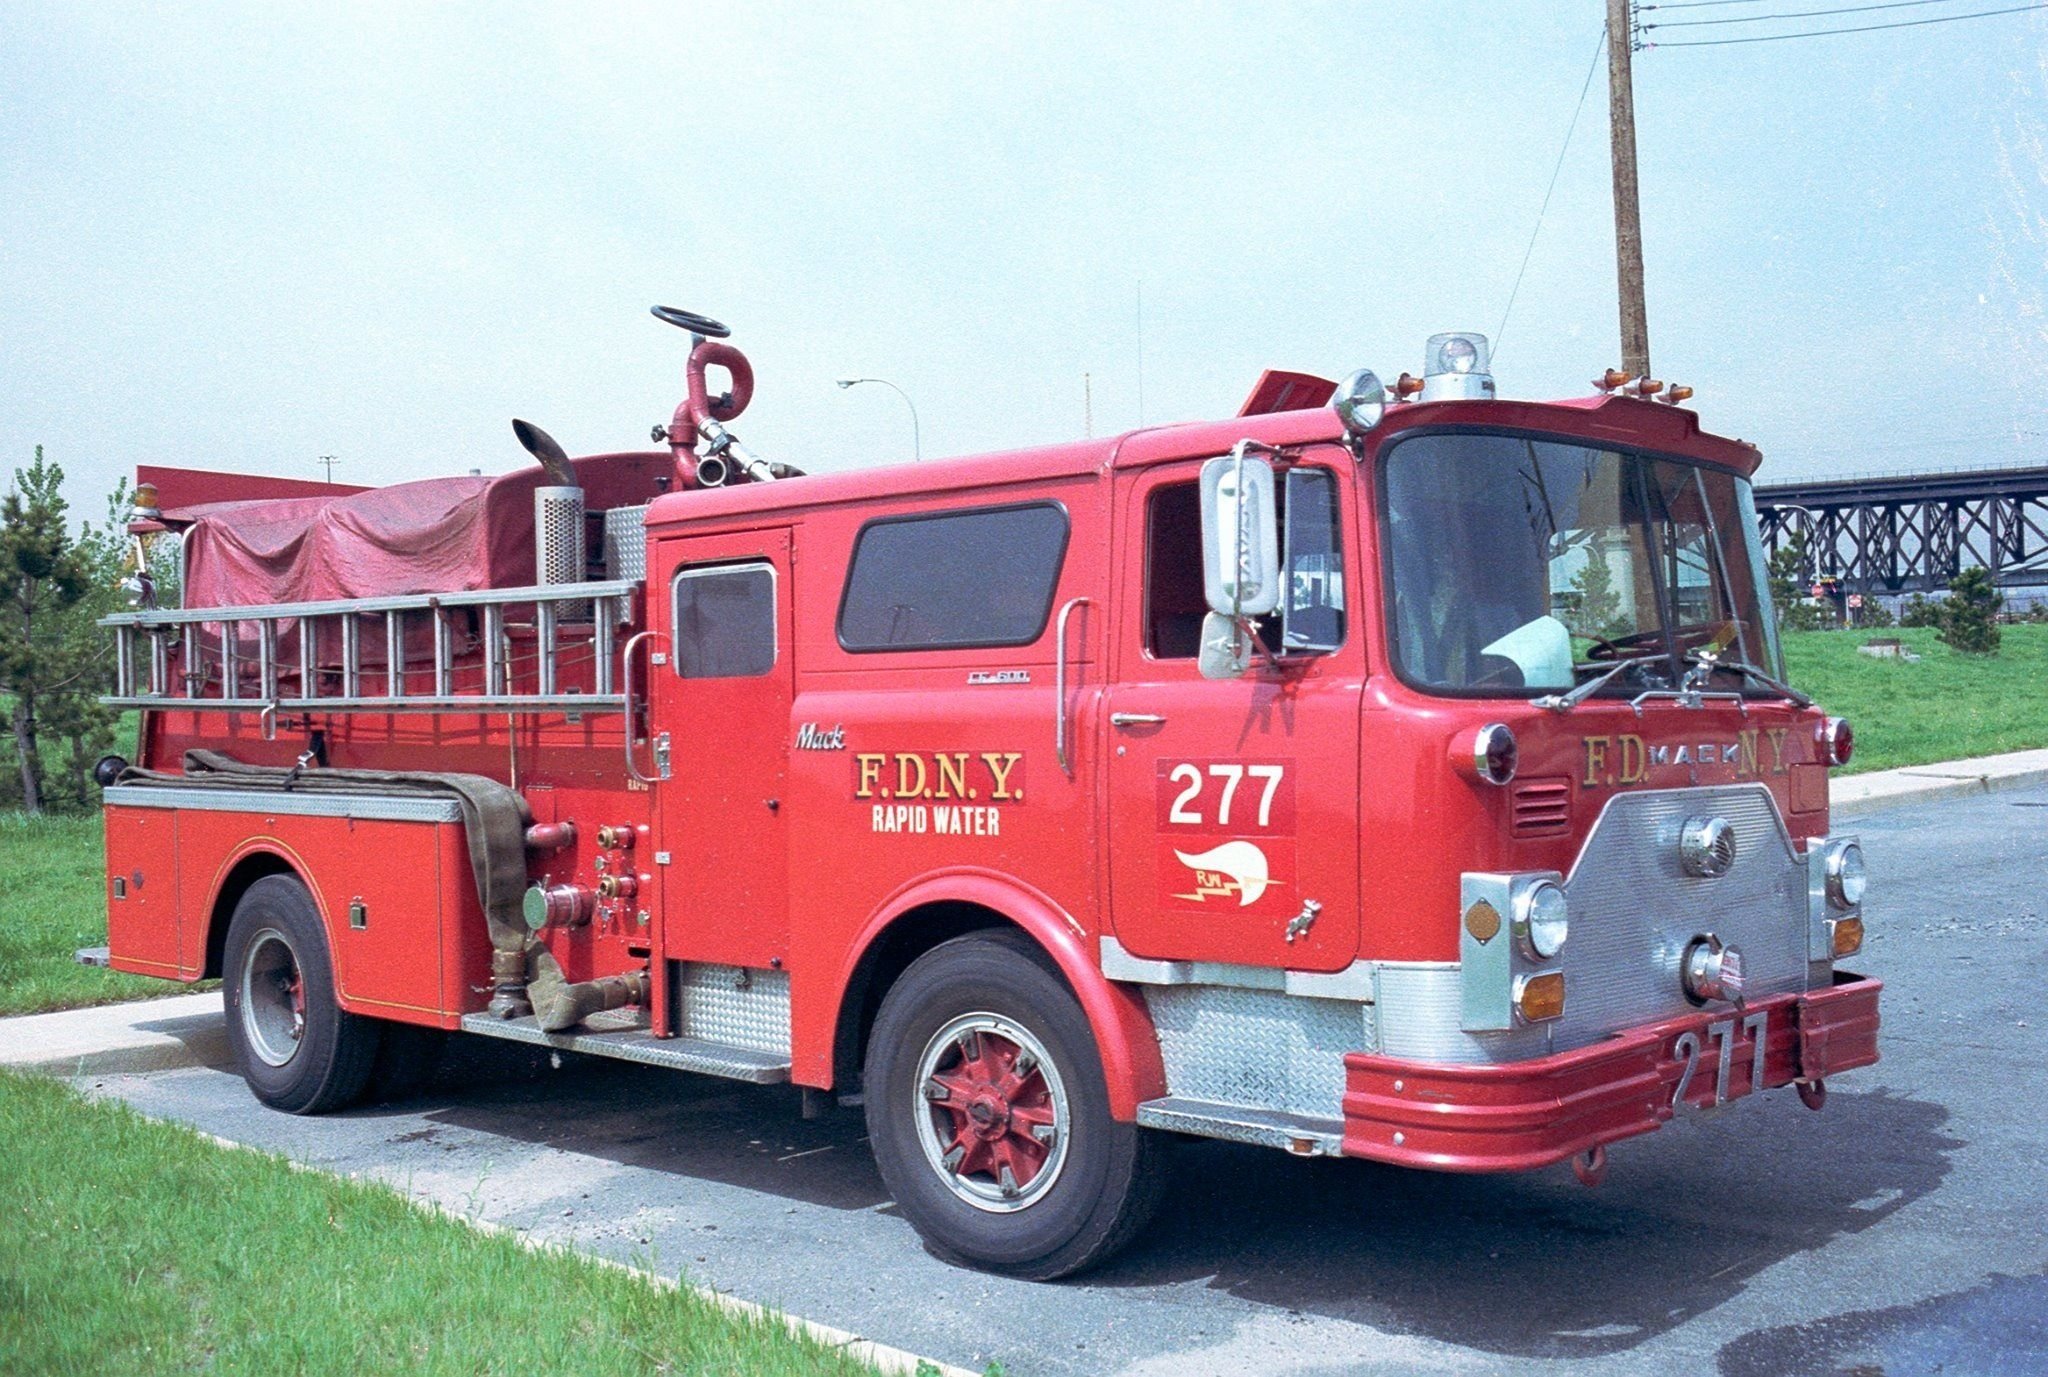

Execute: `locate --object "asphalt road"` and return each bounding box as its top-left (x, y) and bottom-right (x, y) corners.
top-left (87, 785), bottom-right (2048, 1375)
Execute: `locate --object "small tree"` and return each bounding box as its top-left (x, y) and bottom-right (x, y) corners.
top-left (1900, 594), bottom-right (1942, 628)
top-left (1567, 545), bottom-right (1630, 642)
top-left (1767, 532), bottom-right (1830, 631)
top-left (1767, 530), bottom-right (1807, 627)
top-left (0, 448), bottom-right (95, 812)
top-left (1937, 566), bottom-right (2003, 655)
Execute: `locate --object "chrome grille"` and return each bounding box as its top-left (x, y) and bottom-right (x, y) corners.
top-left (1556, 785), bottom-right (1809, 1036)
top-left (1377, 784), bottom-right (1813, 1065)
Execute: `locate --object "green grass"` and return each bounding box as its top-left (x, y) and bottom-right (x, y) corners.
top-left (0, 811), bottom-right (194, 1016)
top-left (1782, 622), bottom-right (2048, 775)
top-left (0, 1070), bottom-right (884, 1376)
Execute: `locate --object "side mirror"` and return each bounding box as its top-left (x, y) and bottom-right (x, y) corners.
top-left (1200, 448), bottom-right (1280, 618)
top-left (1196, 612), bottom-right (1252, 681)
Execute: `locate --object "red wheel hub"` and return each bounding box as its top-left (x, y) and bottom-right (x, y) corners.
top-left (928, 1030), bottom-right (1057, 1192)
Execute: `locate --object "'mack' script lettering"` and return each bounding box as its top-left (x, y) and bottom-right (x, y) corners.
top-left (795, 723), bottom-right (845, 751)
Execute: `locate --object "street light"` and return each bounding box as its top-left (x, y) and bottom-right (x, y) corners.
top-left (835, 377), bottom-right (921, 461)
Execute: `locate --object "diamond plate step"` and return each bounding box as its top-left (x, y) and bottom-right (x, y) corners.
top-left (459, 1013), bottom-right (791, 1083)
top-left (1135, 1096), bottom-right (1344, 1156)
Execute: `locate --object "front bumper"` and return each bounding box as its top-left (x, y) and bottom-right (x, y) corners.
top-left (1339, 972), bottom-right (1881, 1171)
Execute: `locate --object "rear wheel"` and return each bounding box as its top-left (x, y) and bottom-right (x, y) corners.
top-left (864, 931), bottom-right (1165, 1279)
top-left (222, 874), bottom-right (379, 1114)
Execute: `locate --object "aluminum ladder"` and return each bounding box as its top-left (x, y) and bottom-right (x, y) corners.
top-left (101, 580), bottom-right (640, 717)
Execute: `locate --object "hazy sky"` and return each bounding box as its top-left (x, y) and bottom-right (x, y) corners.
top-left (4, 2), bottom-right (2045, 520)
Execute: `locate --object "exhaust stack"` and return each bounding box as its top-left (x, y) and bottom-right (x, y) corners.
top-left (513, 419), bottom-right (587, 596)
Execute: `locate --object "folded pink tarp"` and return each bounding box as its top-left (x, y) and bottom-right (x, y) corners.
top-left (177, 453), bottom-right (671, 610)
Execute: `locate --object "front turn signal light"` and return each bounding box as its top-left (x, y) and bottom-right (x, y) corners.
top-left (1515, 971), bottom-right (1566, 1022)
top-left (1830, 916), bottom-right (1864, 959)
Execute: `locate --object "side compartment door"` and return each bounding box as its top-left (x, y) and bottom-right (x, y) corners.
top-left (1102, 455), bottom-right (1364, 973)
top-left (650, 529), bottom-right (795, 968)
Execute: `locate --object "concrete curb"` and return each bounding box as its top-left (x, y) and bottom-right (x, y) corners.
top-left (1830, 748), bottom-right (2048, 820)
top-left (0, 991), bottom-right (230, 1078)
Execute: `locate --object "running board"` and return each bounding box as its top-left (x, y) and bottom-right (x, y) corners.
top-left (459, 1013), bottom-right (791, 1084)
top-left (1135, 1096), bottom-right (1345, 1157)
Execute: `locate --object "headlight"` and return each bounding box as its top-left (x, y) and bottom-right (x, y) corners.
top-left (1515, 880), bottom-right (1569, 959)
top-left (1826, 841), bottom-right (1866, 909)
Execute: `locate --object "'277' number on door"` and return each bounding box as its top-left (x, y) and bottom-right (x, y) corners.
top-left (1158, 761), bottom-right (1292, 832)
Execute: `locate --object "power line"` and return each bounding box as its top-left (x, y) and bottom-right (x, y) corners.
top-left (1648, 1), bottom-right (2044, 44)
top-left (1495, 26), bottom-right (1608, 358)
top-left (1649, 0), bottom-right (1993, 28)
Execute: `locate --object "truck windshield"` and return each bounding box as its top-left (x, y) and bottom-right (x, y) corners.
top-left (1381, 430), bottom-right (1782, 696)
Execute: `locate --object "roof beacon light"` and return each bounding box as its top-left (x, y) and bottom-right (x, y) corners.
top-left (1420, 332), bottom-right (1495, 402)
top-left (1595, 368), bottom-right (1632, 394)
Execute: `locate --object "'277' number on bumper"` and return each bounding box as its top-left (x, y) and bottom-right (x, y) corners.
top-left (1672, 1011), bottom-right (1769, 1108)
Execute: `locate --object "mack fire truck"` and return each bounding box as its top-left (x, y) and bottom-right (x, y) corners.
top-left (98, 311), bottom-right (1879, 1279)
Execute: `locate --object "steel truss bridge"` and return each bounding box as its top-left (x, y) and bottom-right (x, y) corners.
top-left (1755, 465), bottom-right (2048, 596)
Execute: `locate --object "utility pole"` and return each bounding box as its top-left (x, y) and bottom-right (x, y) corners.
top-left (1083, 372), bottom-right (1093, 438)
top-left (1606, 0), bottom-right (1651, 379)
top-left (318, 454), bottom-right (339, 483)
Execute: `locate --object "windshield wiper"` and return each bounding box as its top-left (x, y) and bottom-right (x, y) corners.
top-left (1532, 660), bottom-right (1634, 713)
top-left (1684, 651), bottom-right (1812, 707)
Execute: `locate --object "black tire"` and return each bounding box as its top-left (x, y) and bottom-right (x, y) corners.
top-left (221, 874), bottom-right (380, 1114)
top-left (864, 931), bottom-right (1167, 1280)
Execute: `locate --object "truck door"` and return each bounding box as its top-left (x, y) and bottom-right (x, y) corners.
top-left (1102, 455), bottom-right (1363, 974)
top-left (649, 529), bottom-right (794, 969)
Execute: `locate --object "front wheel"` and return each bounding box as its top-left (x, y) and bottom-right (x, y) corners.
top-left (864, 932), bottom-right (1165, 1279)
top-left (222, 874), bottom-right (380, 1114)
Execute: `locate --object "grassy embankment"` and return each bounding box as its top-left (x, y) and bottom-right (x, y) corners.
top-left (0, 809), bottom-right (173, 1016)
top-left (1781, 623), bottom-right (2048, 775)
top-left (0, 1070), bottom-right (887, 1376)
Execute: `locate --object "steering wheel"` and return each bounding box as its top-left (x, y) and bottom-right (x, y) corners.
top-left (1583, 622), bottom-right (1729, 662)
top-left (650, 305), bottom-right (730, 338)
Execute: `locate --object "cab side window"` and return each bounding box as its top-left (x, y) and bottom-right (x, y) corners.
top-left (837, 502), bottom-right (1069, 652)
top-left (1143, 467), bottom-right (1346, 659)
top-left (673, 563), bottom-right (777, 678)
top-left (1144, 483), bottom-right (1207, 658)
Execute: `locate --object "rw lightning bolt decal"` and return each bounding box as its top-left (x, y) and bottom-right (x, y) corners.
top-left (1171, 841), bottom-right (1272, 907)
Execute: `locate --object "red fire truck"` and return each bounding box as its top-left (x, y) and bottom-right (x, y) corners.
top-left (98, 311), bottom-right (1879, 1278)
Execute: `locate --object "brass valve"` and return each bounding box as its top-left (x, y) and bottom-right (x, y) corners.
top-left (597, 824), bottom-right (637, 850)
